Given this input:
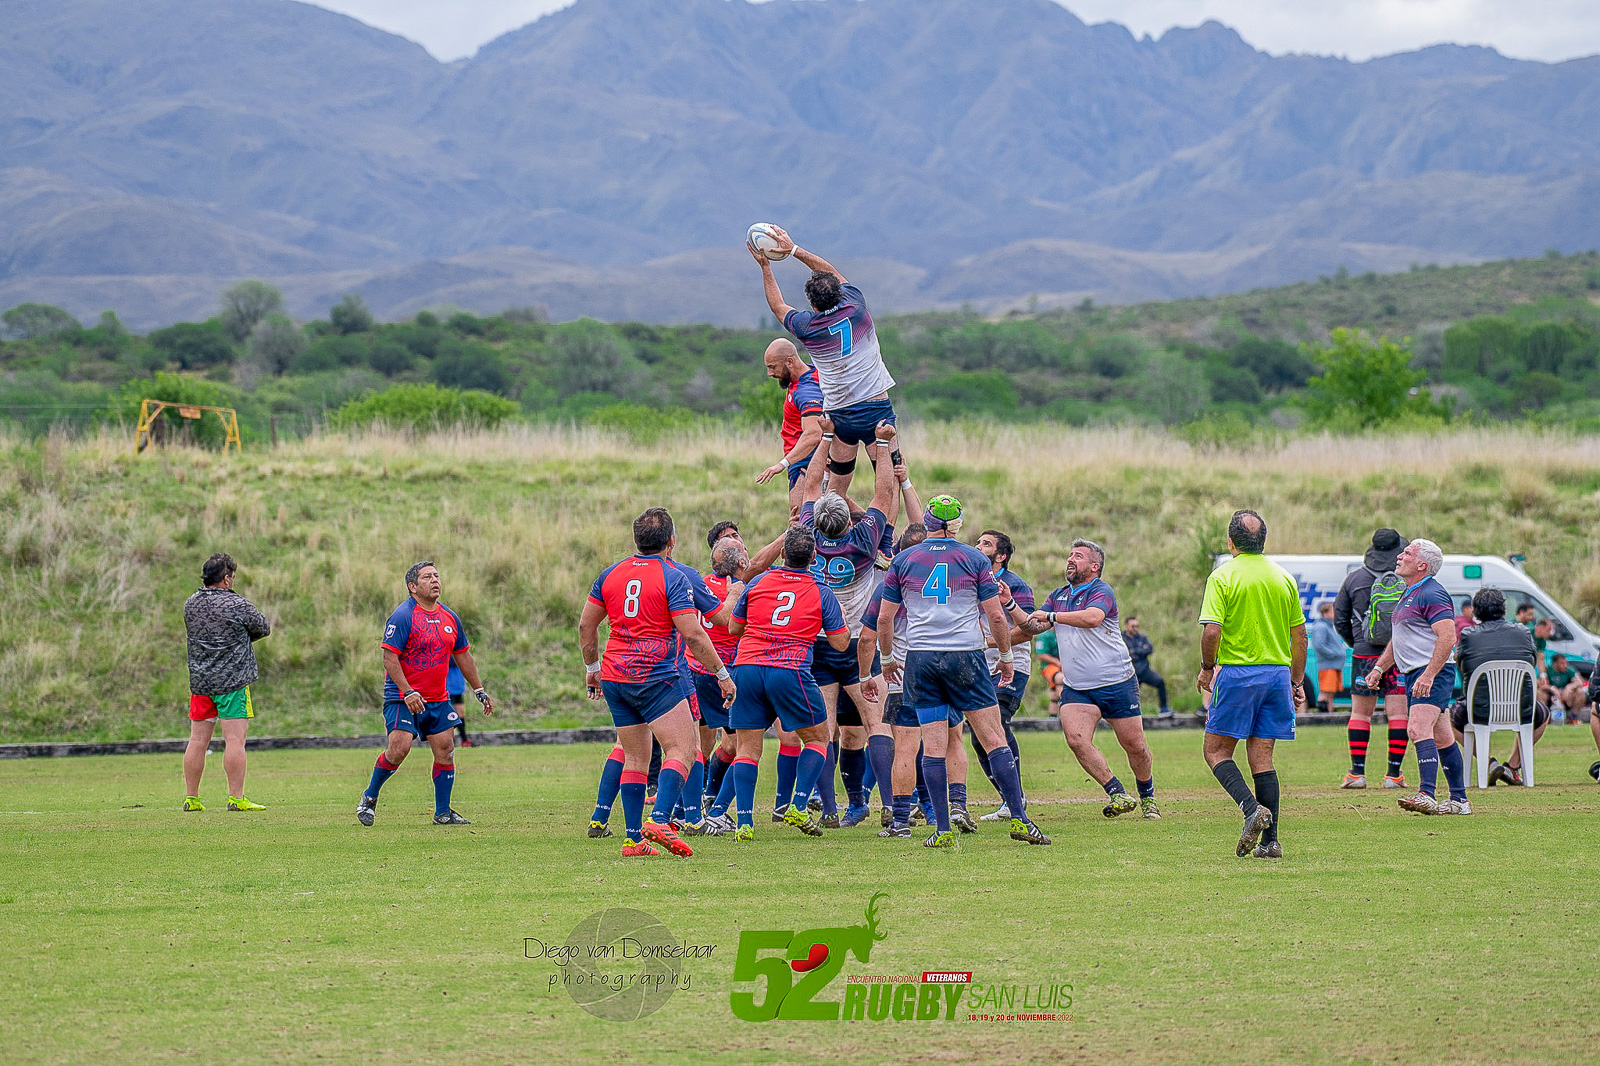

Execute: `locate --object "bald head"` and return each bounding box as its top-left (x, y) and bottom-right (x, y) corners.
top-left (764, 338), bottom-right (806, 387)
top-left (1228, 509), bottom-right (1267, 554)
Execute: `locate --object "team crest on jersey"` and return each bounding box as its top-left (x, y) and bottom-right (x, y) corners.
top-left (385, 624), bottom-right (395, 638)
top-left (445, 626), bottom-right (454, 635)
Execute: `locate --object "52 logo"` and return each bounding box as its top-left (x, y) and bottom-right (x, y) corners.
top-left (729, 893), bottom-right (887, 1021)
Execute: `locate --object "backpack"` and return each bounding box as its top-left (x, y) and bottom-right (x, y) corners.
top-left (1362, 568), bottom-right (1407, 647)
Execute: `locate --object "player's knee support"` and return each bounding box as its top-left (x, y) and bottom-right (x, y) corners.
top-left (827, 456), bottom-right (856, 476)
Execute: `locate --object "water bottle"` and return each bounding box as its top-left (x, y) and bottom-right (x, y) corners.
top-left (1552, 704), bottom-right (1567, 725)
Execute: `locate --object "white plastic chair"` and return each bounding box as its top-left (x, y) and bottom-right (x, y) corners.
top-left (1460, 660), bottom-right (1537, 788)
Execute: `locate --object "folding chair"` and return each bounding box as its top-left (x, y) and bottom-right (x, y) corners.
top-left (1461, 660), bottom-right (1537, 788)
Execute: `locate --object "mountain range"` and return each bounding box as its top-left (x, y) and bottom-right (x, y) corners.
top-left (1, 0), bottom-right (1597, 329)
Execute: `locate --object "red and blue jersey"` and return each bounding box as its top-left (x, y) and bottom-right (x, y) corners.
top-left (667, 559), bottom-right (728, 675)
top-left (690, 570), bottom-right (742, 673)
top-left (381, 598), bottom-right (468, 702)
top-left (733, 567), bottom-right (846, 670)
top-left (588, 555), bottom-right (698, 684)
top-left (782, 367), bottom-right (825, 453)
top-left (882, 537), bottom-right (999, 651)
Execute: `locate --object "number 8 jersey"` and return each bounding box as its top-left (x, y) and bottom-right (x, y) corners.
top-left (732, 567), bottom-right (847, 672)
top-left (588, 554), bottom-right (699, 684)
top-left (881, 536), bottom-right (999, 651)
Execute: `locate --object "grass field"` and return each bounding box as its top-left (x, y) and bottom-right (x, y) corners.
top-left (9, 423), bottom-right (1600, 742)
top-left (4, 726), bottom-right (1598, 1064)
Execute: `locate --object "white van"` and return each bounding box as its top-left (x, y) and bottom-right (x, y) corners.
top-left (1264, 554), bottom-right (1599, 672)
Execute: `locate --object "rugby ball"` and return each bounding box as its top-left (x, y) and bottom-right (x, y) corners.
top-left (747, 222), bottom-right (788, 261)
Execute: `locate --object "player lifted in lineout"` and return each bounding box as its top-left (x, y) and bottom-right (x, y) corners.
top-left (358, 561), bottom-right (494, 827)
top-left (579, 508), bottom-right (735, 858)
top-left (750, 225), bottom-right (898, 503)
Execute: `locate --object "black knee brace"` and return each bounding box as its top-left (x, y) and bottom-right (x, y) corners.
top-left (827, 455), bottom-right (857, 476)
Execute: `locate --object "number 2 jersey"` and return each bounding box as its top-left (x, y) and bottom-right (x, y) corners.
top-left (732, 567), bottom-right (846, 672)
top-left (801, 500), bottom-right (888, 636)
top-left (880, 536), bottom-right (999, 651)
top-left (588, 555), bottom-right (699, 684)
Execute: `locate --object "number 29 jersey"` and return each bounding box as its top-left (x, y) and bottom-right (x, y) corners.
top-left (588, 554), bottom-right (699, 684)
top-left (732, 567), bottom-right (846, 672)
top-left (881, 537), bottom-right (999, 652)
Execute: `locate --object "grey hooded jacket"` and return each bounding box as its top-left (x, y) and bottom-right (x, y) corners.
top-left (184, 586), bottom-right (271, 696)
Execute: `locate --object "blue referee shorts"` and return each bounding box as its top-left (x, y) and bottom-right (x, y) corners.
top-left (1206, 665), bottom-right (1295, 741)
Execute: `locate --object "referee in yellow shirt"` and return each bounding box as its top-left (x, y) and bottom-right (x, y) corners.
top-left (1196, 510), bottom-right (1307, 859)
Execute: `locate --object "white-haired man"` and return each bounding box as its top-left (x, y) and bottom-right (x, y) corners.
top-left (1363, 539), bottom-right (1469, 815)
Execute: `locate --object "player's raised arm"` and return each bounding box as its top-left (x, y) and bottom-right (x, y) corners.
top-left (774, 227), bottom-right (848, 285)
top-left (751, 239), bottom-right (796, 321)
top-left (870, 421), bottom-right (899, 525)
top-left (799, 415), bottom-right (835, 504)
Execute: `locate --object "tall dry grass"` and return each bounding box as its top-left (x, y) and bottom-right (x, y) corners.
top-left (5, 422), bottom-right (1600, 740)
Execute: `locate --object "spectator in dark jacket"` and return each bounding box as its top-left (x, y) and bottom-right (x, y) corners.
top-left (1333, 528), bottom-right (1410, 788)
top-left (1121, 615), bottom-right (1170, 716)
top-left (1449, 587), bottom-right (1546, 786)
top-left (182, 553), bottom-right (271, 812)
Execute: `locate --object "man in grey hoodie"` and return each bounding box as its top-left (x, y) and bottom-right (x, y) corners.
top-left (1333, 529), bottom-right (1409, 789)
top-left (182, 553), bottom-right (272, 811)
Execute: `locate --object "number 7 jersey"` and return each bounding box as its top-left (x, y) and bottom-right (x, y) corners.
top-left (881, 536), bottom-right (999, 651)
top-left (732, 567), bottom-right (847, 671)
top-left (588, 554), bottom-right (699, 684)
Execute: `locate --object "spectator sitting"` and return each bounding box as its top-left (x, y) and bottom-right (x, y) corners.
top-left (1453, 600), bottom-right (1475, 637)
top-left (1544, 653), bottom-right (1588, 721)
top-left (1449, 587), bottom-right (1547, 787)
top-left (1309, 602), bottom-right (1345, 712)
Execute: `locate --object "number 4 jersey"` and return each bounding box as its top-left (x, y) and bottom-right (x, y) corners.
top-left (881, 536), bottom-right (999, 651)
top-left (588, 554), bottom-right (699, 684)
top-left (732, 567), bottom-right (847, 672)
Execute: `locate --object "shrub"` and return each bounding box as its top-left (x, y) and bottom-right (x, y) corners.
top-left (586, 402), bottom-right (701, 443)
top-left (147, 320), bottom-right (236, 369)
top-left (331, 383), bottom-right (518, 431)
top-left (100, 372), bottom-right (242, 449)
top-left (329, 294), bottom-right (374, 335)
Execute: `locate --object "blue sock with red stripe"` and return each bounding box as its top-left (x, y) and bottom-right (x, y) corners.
top-left (818, 741), bottom-right (839, 816)
top-left (921, 753), bottom-right (951, 833)
top-left (708, 756), bottom-right (738, 818)
top-left (706, 748), bottom-right (733, 801)
top-left (775, 744), bottom-right (801, 812)
top-left (364, 753), bottom-right (399, 802)
top-left (591, 745), bottom-right (624, 824)
top-left (620, 770), bottom-right (647, 843)
top-left (986, 745), bottom-right (1029, 822)
top-left (794, 742), bottom-right (829, 815)
top-left (732, 758), bottom-right (759, 828)
top-left (680, 753), bottom-right (706, 823)
top-left (431, 762), bottom-right (455, 816)
top-left (651, 759), bottom-right (687, 825)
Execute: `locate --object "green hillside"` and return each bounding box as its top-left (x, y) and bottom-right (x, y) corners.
top-left (5, 424), bottom-right (1600, 742)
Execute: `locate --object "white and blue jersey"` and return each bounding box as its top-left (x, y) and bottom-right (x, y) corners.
top-left (1390, 576), bottom-right (1455, 673)
top-left (801, 501), bottom-right (887, 635)
top-left (1042, 578), bottom-right (1135, 691)
top-left (784, 283), bottom-right (894, 411)
top-left (881, 537), bottom-right (999, 651)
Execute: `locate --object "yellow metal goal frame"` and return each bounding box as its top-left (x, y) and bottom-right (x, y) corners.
top-left (134, 399), bottom-right (241, 454)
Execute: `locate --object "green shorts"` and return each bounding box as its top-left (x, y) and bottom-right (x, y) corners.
top-left (190, 686), bottom-right (254, 721)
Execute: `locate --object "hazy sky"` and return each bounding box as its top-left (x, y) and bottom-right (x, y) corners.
top-left (310, 0), bottom-right (1600, 64)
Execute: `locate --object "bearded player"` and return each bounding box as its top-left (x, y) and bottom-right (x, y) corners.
top-left (358, 561), bottom-right (495, 827)
top-left (579, 508), bottom-right (735, 858)
top-left (755, 339), bottom-right (826, 510)
top-left (796, 416), bottom-right (900, 828)
top-left (702, 525), bottom-right (849, 840)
